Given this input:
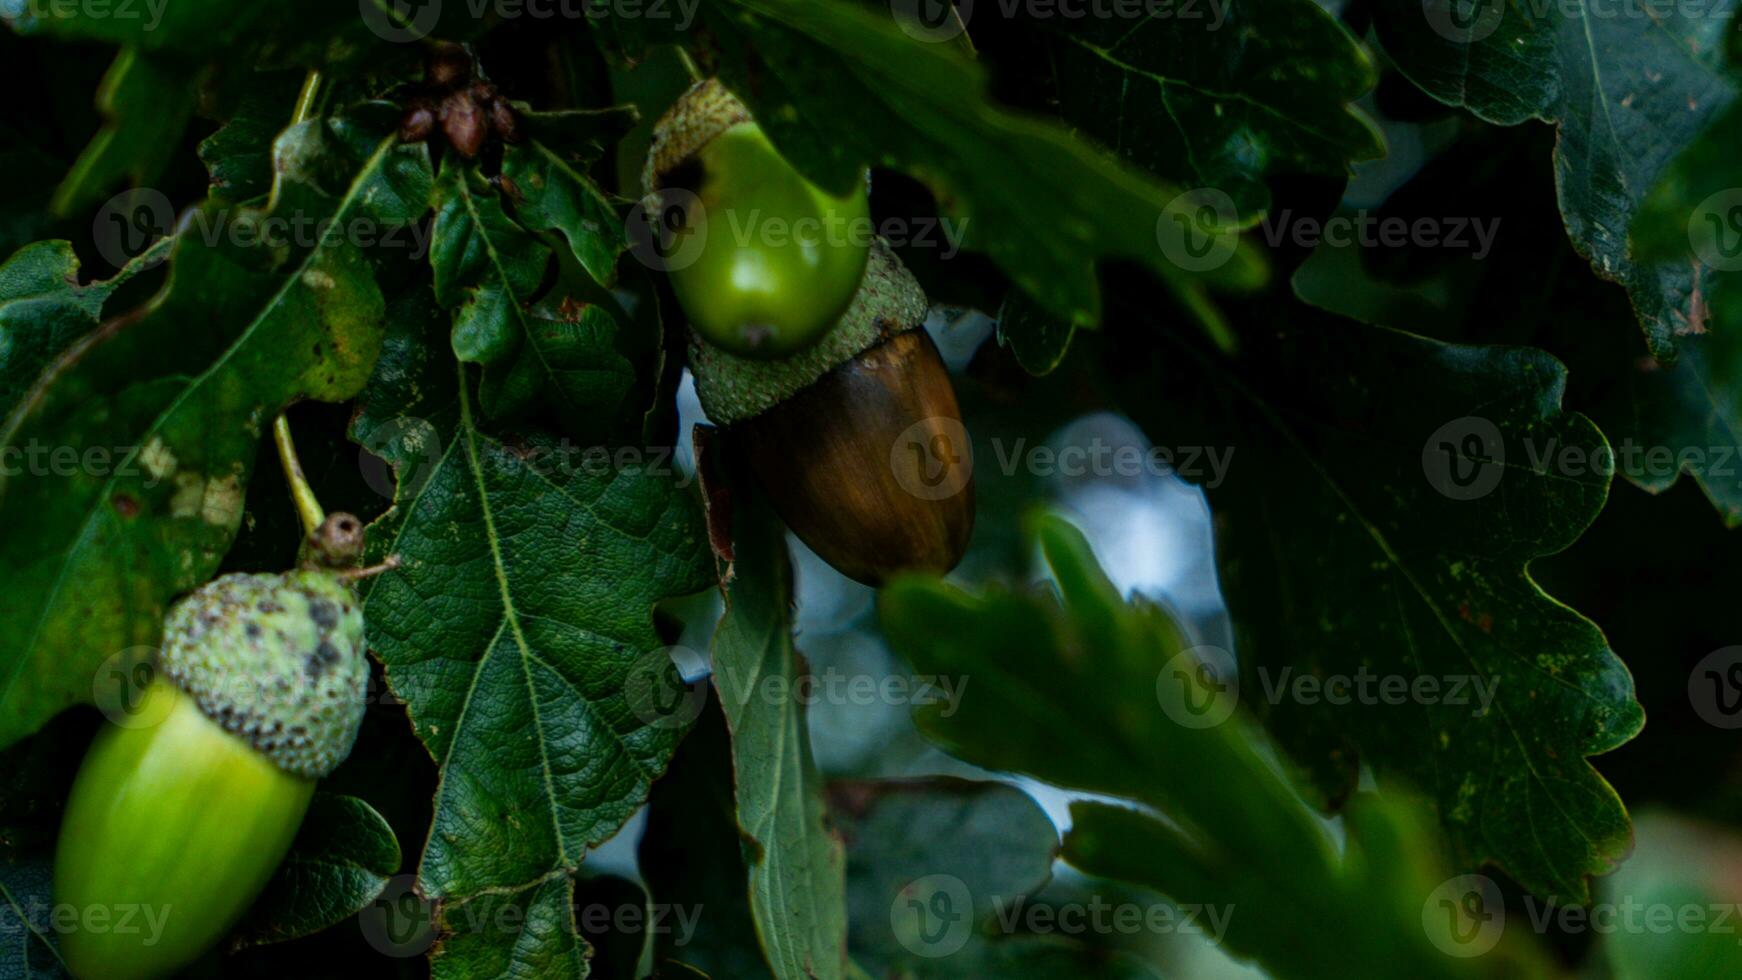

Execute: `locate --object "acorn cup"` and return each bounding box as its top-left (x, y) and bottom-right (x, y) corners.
top-left (54, 514), bottom-right (374, 980)
top-left (648, 82), bottom-right (977, 584)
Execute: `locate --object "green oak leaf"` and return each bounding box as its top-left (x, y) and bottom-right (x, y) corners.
top-left (199, 70), bottom-right (305, 207)
top-left (710, 490), bottom-right (848, 980)
top-left (50, 46), bottom-right (199, 219)
top-left (501, 132), bottom-right (628, 289)
top-left (1044, 0), bottom-right (1383, 220)
top-left (0, 108), bottom-right (431, 750)
top-left (352, 286), bottom-right (713, 907)
top-left (702, 0), bottom-right (1267, 338)
top-left (1109, 304), bottom-right (1640, 901)
top-left (1628, 102), bottom-right (1742, 525)
top-left (835, 777), bottom-right (1161, 978)
top-left (430, 163), bottom-right (634, 422)
top-left (236, 794), bottom-right (402, 948)
top-left (1371, 2), bottom-right (1735, 361)
top-left (0, 238), bottom-right (166, 417)
top-left (432, 873), bottom-right (588, 979)
top-left (881, 515), bottom-right (1551, 978)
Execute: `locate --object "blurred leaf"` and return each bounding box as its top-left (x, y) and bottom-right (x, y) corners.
top-left (881, 515), bottom-right (1552, 977)
top-left (352, 284), bottom-right (712, 902)
top-left (0, 857), bottom-right (62, 979)
top-left (834, 776), bottom-right (1161, 978)
top-left (1371, 1), bottom-right (1736, 364)
top-left (1602, 812), bottom-right (1742, 978)
top-left (710, 489), bottom-right (848, 980)
top-left (0, 108), bottom-right (431, 750)
top-left (2, 0), bottom-right (312, 53)
top-left (703, 0), bottom-right (1267, 340)
top-left (237, 794), bottom-right (401, 948)
top-left (1045, 0), bottom-right (1383, 219)
top-left (996, 290), bottom-right (1076, 377)
top-left (51, 46), bottom-right (199, 218)
top-left (1106, 302), bottom-right (1639, 902)
top-left (1628, 102), bottom-right (1742, 525)
top-left (0, 716), bottom-right (97, 978)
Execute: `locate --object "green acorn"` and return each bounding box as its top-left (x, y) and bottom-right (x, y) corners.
top-left (54, 513), bottom-right (374, 980)
top-left (648, 80), bottom-right (975, 585)
top-left (644, 79), bottom-right (872, 359)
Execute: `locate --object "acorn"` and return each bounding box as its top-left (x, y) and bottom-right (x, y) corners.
top-left (648, 82), bottom-right (974, 584)
top-left (54, 514), bottom-right (374, 980)
top-left (643, 79), bottom-right (872, 359)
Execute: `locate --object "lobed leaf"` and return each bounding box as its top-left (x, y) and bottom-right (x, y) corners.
top-left (709, 490), bottom-right (849, 980)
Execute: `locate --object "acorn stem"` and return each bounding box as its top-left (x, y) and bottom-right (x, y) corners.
top-left (674, 46), bottom-right (704, 83)
top-left (291, 69), bottom-right (324, 126)
top-left (274, 413), bottom-right (326, 538)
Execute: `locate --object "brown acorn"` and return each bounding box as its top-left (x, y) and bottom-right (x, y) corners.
top-left (688, 240), bottom-right (976, 585)
top-left (737, 328), bottom-right (973, 584)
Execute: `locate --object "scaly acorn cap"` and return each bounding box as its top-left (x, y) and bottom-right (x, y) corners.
top-left (155, 563), bottom-right (368, 780)
top-left (641, 78), bottom-right (752, 195)
top-left (689, 237), bottom-right (930, 425)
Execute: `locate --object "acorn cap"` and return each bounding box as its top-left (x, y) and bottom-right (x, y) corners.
top-left (690, 238), bottom-right (929, 425)
top-left (641, 78), bottom-right (752, 194)
top-left (156, 568), bottom-right (368, 779)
